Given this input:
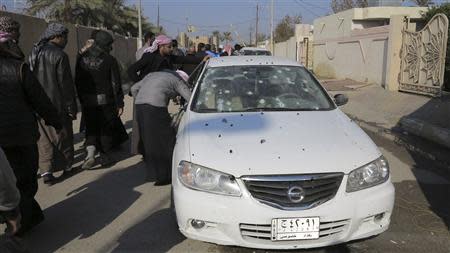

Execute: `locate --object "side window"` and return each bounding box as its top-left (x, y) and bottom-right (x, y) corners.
top-left (188, 62), bottom-right (205, 88)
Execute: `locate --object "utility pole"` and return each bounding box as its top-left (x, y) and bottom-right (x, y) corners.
top-left (157, 0), bottom-right (160, 33)
top-left (270, 0), bottom-right (274, 54)
top-left (137, 0), bottom-right (143, 48)
top-left (255, 3), bottom-right (259, 47)
top-left (249, 26), bottom-right (253, 45)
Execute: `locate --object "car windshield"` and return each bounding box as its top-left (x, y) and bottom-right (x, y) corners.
top-left (191, 65), bottom-right (335, 113)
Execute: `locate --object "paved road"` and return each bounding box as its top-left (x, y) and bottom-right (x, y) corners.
top-left (2, 97), bottom-right (449, 253)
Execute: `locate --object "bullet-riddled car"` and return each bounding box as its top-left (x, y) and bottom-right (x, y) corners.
top-left (172, 56), bottom-right (395, 250)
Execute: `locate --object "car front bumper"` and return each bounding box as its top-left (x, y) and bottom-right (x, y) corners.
top-left (173, 175), bottom-right (395, 250)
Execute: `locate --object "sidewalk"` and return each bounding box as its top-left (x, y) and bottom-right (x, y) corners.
top-left (322, 79), bottom-right (450, 165)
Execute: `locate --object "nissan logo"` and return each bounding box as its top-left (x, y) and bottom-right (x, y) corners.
top-left (287, 186), bottom-right (306, 203)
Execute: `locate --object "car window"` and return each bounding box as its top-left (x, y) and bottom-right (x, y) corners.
top-left (187, 62), bottom-right (205, 88)
top-left (191, 65), bottom-right (335, 113)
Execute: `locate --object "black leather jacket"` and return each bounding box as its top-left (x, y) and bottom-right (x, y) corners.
top-left (0, 55), bottom-right (62, 146)
top-left (75, 47), bottom-right (124, 108)
top-left (31, 42), bottom-right (78, 116)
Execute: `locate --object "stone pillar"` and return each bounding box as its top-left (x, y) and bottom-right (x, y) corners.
top-left (385, 15), bottom-right (407, 91)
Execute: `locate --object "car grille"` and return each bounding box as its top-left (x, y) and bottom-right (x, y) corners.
top-left (239, 219), bottom-right (350, 241)
top-left (242, 173), bottom-right (344, 210)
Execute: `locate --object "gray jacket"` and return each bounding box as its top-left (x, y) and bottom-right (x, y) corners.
top-left (0, 148), bottom-right (20, 211)
top-left (131, 71), bottom-right (192, 107)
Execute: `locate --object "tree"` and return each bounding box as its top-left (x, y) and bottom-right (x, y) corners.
top-left (411, 0), bottom-right (432, 6)
top-left (222, 31), bottom-right (232, 43)
top-left (331, 0), bottom-right (368, 14)
top-left (257, 33), bottom-right (268, 43)
top-left (212, 30), bottom-right (223, 42)
top-left (26, 0), bottom-right (155, 37)
top-left (274, 15), bottom-right (301, 43)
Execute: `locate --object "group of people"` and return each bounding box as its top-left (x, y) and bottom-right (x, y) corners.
top-left (0, 16), bottom-right (130, 242)
top-left (0, 14), bottom-right (241, 246)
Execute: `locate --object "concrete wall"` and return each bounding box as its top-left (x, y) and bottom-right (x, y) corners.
top-left (0, 11), bottom-right (138, 81)
top-left (274, 36), bottom-right (297, 61)
top-left (313, 25), bottom-right (389, 86)
top-left (312, 7), bottom-right (427, 88)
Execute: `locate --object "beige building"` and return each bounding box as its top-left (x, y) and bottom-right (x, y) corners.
top-left (190, 35), bottom-right (211, 50)
top-left (312, 7), bottom-right (428, 89)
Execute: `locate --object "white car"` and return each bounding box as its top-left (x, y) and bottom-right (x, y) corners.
top-left (172, 56), bottom-right (395, 250)
top-left (239, 47), bottom-right (272, 56)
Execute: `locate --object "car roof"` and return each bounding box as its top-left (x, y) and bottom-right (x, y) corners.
top-left (207, 56), bottom-right (303, 68)
top-left (240, 47), bottom-right (270, 51)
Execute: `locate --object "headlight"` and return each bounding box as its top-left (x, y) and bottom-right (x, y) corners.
top-left (177, 161), bottom-right (241, 196)
top-left (346, 156), bottom-right (390, 192)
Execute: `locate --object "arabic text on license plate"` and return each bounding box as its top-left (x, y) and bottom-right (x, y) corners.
top-left (271, 217), bottom-right (320, 241)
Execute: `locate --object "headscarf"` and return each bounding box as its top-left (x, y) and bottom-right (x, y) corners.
top-left (29, 23), bottom-right (68, 71)
top-left (38, 23), bottom-right (68, 43)
top-left (176, 70), bottom-right (189, 82)
top-left (223, 45), bottom-right (232, 56)
top-left (0, 16), bottom-right (24, 60)
top-left (143, 34), bottom-right (172, 54)
top-left (93, 30), bottom-right (114, 52)
top-left (0, 16), bottom-right (20, 34)
top-left (0, 16), bottom-right (19, 43)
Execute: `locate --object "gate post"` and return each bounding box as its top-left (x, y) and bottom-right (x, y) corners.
top-left (386, 15), bottom-right (408, 91)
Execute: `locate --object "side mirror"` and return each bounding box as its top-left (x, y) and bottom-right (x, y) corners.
top-left (334, 94), bottom-right (348, 106)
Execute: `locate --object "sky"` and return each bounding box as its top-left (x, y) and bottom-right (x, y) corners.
top-left (136, 0), bottom-right (334, 42)
top-left (1, 0), bottom-right (448, 44)
top-left (132, 0), bottom-right (444, 44)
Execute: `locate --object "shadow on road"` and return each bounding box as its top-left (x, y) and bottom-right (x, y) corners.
top-left (111, 208), bottom-right (185, 253)
top-left (22, 161), bottom-right (147, 253)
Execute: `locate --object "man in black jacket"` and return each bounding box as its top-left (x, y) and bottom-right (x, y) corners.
top-left (29, 23), bottom-right (78, 184)
top-left (0, 16), bottom-right (62, 236)
top-left (76, 30), bottom-right (128, 170)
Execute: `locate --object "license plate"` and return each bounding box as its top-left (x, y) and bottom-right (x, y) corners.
top-left (271, 217), bottom-right (320, 241)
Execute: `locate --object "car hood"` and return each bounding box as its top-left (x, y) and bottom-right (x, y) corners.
top-left (183, 110), bottom-right (381, 177)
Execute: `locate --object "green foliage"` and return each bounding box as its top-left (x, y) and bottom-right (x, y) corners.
top-left (26, 0), bottom-right (155, 37)
top-left (331, 0), bottom-right (367, 14)
top-left (423, 3), bottom-right (450, 90)
top-left (274, 15), bottom-right (301, 43)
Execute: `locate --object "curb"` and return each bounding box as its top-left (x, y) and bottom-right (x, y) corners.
top-left (400, 117), bottom-right (450, 149)
top-left (349, 116), bottom-right (450, 168)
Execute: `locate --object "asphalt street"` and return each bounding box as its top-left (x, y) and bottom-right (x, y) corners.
top-left (1, 97), bottom-right (449, 253)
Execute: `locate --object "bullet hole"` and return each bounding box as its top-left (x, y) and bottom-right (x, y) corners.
top-left (229, 149), bottom-right (233, 154)
top-left (280, 126), bottom-right (283, 129)
top-left (222, 118), bottom-right (228, 123)
top-left (205, 123), bottom-right (209, 126)
top-left (192, 154), bottom-right (195, 157)
top-left (218, 134), bottom-right (222, 138)
top-left (260, 112), bottom-right (264, 115)
top-left (240, 114), bottom-right (244, 117)
top-left (230, 124), bottom-right (234, 127)
top-left (260, 139), bottom-right (266, 144)
top-left (297, 113), bottom-right (300, 116)
top-left (278, 156), bottom-right (281, 159)
top-left (302, 148), bottom-right (306, 151)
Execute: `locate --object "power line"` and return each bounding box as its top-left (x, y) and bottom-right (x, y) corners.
top-left (293, 0), bottom-right (322, 18)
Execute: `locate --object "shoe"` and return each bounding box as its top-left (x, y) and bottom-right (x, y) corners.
top-left (81, 157), bottom-right (96, 170)
top-left (99, 154), bottom-right (115, 168)
top-left (64, 165), bottom-right (73, 172)
top-left (154, 180), bottom-right (171, 186)
top-left (42, 174), bottom-right (56, 185)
